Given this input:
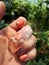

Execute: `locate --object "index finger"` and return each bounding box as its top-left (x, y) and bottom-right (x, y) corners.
top-left (9, 16), bottom-right (27, 31)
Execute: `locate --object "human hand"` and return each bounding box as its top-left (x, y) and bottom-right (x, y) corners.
top-left (0, 1), bottom-right (37, 65)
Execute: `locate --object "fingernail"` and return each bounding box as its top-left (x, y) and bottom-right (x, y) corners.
top-left (20, 55), bottom-right (28, 61)
top-left (17, 48), bottom-right (24, 55)
top-left (16, 17), bottom-right (27, 29)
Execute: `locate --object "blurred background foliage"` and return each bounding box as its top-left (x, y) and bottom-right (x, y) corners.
top-left (0, 0), bottom-right (49, 65)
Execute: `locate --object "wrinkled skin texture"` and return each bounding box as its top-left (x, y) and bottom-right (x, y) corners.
top-left (0, 35), bottom-right (7, 65)
top-left (0, 1), bottom-right (37, 65)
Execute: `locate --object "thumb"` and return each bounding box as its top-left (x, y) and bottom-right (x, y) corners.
top-left (0, 1), bottom-right (6, 20)
top-left (9, 16), bottom-right (27, 31)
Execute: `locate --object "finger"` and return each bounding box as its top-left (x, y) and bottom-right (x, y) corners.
top-left (16, 35), bottom-right (37, 55)
top-left (11, 35), bottom-right (37, 54)
top-left (21, 35), bottom-right (37, 51)
top-left (9, 16), bottom-right (27, 30)
top-left (9, 35), bottom-right (37, 54)
top-left (20, 48), bottom-right (37, 61)
top-left (0, 1), bottom-right (6, 20)
top-left (0, 26), bottom-right (16, 39)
